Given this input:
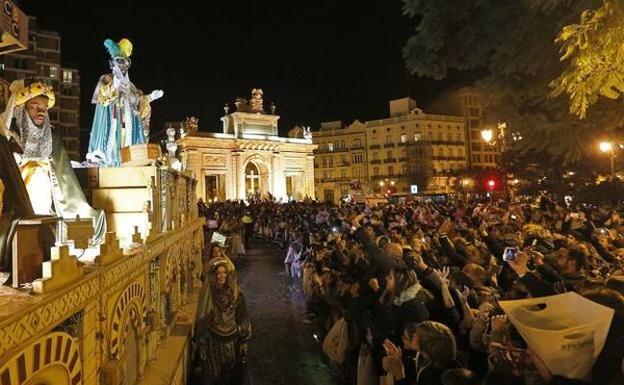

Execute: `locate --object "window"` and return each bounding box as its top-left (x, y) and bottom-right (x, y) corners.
top-left (341, 169), bottom-right (347, 178)
top-left (328, 157), bottom-right (334, 167)
top-left (386, 127), bottom-right (391, 132)
top-left (352, 152), bottom-right (363, 163)
top-left (449, 148), bottom-right (454, 157)
top-left (437, 132), bottom-right (443, 141)
top-left (386, 136), bottom-right (392, 144)
top-left (388, 166), bottom-right (394, 176)
top-left (62, 70), bottom-right (73, 84)
top-left (323, 171), bottom-right (329, 179)
top-left (341, 184), bottom-right (349, 195)
top-left (328, 143), bottom-right (334, 151)
top-left (353, 138), bottom-right (362, 147)
top-left (458, 148), bottom-right (464, 157)
top-left (414, 133), bottom-right (421, 142)
top-left (400, 134), bottom-right (407, 143)
top-left (373, 152), bottom-right (379, 160)
top-left (447, 132), bottom-right (453, 141)
top-left (386, 151), bottom-right (393, 159)
top-left (456, 133), bottom-right (461, 142)
top-left (15, 58), bottom-right (28, 70)
top-left (373, 167), bottom-right (380, 176)
top-left (402, 165), bottom-right (408, 174)
top-left (49, 66), bottom-right (58, 78)
top-left (340, 155), bottom-right (347, 164)
top-left (426, 132), bottom-right (432, 141)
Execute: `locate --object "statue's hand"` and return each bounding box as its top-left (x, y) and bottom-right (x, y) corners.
top-left (148, 90), bottom-right (164, 102)
top-left (112, 65), bottom-right (125, 81)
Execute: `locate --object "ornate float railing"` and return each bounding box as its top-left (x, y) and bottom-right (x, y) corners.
top-left (0, 166), bottom-right (204, 385)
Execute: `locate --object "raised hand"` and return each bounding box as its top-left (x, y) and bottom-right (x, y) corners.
top-left (455, 285), bottom-right (471, 305)
top-left (149, 89), bottom-right (164, 102)
top-left (383, 339), bottom-right (402, 359)
top-left (491, 314), bottom-right (508, 334)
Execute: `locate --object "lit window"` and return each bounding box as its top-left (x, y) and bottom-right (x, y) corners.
top-left (328, 143), bottom-right (334, 151)
top-left (400, 134), bottom-right (407, 143)
top-left (414, 133), bottom-right (421, 142)
top-left (49, 66), bottom-right (58, 78)
top-left (62, 70), bottom-right (72, 84)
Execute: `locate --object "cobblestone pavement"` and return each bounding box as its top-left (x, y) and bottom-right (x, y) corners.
top-left (234, 240), bottom-right (342, 385)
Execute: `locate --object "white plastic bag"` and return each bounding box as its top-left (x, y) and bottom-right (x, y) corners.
top-left (500, 292), bottom-right (614, 380)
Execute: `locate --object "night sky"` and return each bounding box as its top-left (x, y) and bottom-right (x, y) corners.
top-left (22, 0), bottom-right (453, 153)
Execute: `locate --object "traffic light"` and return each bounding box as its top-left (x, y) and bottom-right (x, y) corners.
top-left (487, 179), bottom-right (496, 190)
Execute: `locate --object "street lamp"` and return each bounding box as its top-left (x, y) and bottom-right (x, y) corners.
top-left (481, 129), bottom-right (493, 143)
top-left (599, 141), bottom-right (615, 180)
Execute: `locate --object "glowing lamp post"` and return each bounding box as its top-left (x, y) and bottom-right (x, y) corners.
top-left (599, 141), bottom-right (615, 180)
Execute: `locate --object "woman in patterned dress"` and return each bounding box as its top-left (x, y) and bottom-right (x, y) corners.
top-left (194, 257), bottom-right (251, 385)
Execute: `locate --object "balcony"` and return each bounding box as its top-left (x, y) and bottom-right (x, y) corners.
top-left (371, 173), bottom-right (405, 180)
top-left (398, 157), bottom-right (408, 162)
top-left (351, 145), bottom-right (364, 150)
top-left (384, 158), bottom-right (397, 163)
top-left (369, 144), bottom-right (380, 149)
top-left (430, 140), bottom-right (465, 146)
top-left (432, 156), bottom-right (466, 161)
top-left (338, 162), bottom-right (350, 167)
top-left (398, 142), bottom-right (407, 147)
top-left (384, 143), bottom-right (395, 148)
top-left (370, 159), bottom-right (381, 165)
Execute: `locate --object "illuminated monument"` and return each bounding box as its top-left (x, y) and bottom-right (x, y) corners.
top-left (178, 88), bottom-right (317, 202)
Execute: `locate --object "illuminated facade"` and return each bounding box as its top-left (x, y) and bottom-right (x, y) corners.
top-left (178, 90), bottom-right (317, 202)
top-left (313, 98), bottom-right (468, 202)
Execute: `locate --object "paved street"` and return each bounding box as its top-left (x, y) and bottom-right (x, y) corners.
top-left (234, 240), bottom-right (341, 385)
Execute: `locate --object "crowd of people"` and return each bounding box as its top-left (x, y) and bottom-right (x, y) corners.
top-left (197, 195), bottom-right (624, 385)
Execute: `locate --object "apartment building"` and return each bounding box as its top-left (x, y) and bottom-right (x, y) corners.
top-left (427, 87), bottom-right (500, 170)
top-left (313, 98), bottom-right (468, 202)
top-left (313, 120), bottom-right (368, 203)
top-left (0, 17), bottom-right (81, 160)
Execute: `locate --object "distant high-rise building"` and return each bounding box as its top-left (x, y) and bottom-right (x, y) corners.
top-left (0, 17), bottom-right (81, 160)
top-left (427, 87), bottom-right (501, 170)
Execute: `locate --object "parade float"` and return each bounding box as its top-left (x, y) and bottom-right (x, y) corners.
top-left (0, 35), bottom-right (203, 385)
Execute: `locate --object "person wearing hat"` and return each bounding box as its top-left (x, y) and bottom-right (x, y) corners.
top-left (0, 78), bottom-right (107, 269)
top-left (86, 38), bottom-right (163, 166)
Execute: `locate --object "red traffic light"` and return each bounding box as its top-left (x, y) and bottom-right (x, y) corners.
top-left (487, 179), bottom-right (496, 189)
